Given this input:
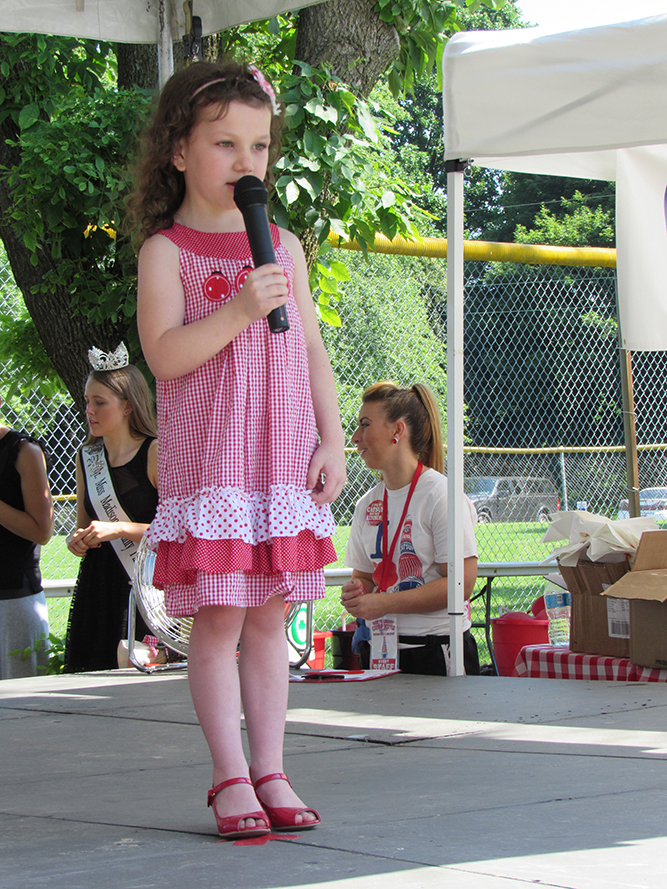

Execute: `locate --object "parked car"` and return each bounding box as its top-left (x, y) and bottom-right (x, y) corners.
top-left (464, 476), bottom-right (560, 524)
top-left (617, 487), bottom-right (667, 520)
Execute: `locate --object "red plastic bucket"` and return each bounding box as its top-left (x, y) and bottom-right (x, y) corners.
top-left (491, 612), bottom-right (549, 676)
top-left (531, 595), bottom-right (548, 620)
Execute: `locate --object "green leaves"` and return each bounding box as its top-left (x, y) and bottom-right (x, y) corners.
top-left (2, 41), bottom-right (151, 351)
top-left (514, 192), bottom-right (615, 248)
top-left (284, 179), bottom-right (300, 204)
top-left (0, 309), bottom-right (67, 399)
top-left (18, 103), bottom-right (40, 131)
top-left (304, 97), bottom-right (339, 125)
top-left (272, 63), bottom-right (425, 324)
top-left (310, 255), bottom-right (352, 327)
top-left (375, 0), bottom-right (504, 98)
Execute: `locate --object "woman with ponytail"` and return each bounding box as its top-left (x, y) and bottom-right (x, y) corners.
top-left (342, 382), bottom-right (479, 676)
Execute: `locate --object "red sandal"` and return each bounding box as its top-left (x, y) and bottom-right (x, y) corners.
top-left (253, 772), bottom-right (321, 831)
top-left (207, 777), bottom-right (270, 840)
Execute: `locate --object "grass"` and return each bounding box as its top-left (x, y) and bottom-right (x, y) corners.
top-left (42, 522), bottom-right (557, 669)
top-left (41, 534), bottom-right (79, 581)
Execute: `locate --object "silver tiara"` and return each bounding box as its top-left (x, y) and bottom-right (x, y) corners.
top-left (88, 342), bottom-right (130, 371)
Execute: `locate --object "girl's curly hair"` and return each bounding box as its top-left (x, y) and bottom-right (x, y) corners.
top-left (125, 60), bottom-right (283, 248)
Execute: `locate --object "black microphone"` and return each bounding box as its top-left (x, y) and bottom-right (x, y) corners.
top-left (234, 175), bottom-right (290, 334)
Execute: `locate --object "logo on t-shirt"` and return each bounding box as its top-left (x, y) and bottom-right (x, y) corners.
top-left (397, 517), bottom-right (424, 590)
top-left (365, 500), bottom-right (383, 525)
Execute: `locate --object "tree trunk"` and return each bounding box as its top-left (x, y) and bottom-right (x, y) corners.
top-left (117, 38), bottom-right (223, 89)
top-left (295, 0), bottom-right (399, 98)
top-left (116, 43), bottom-right (159, 90)
top-left (0, 113), bottom-right (124, 417)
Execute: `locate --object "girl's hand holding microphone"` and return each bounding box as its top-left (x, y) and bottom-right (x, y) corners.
top-left (237, 264), bottom-right (288, 326)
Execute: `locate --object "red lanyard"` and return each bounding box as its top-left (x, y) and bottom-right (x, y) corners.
top-left (372, 462), bottom-right (423, 592)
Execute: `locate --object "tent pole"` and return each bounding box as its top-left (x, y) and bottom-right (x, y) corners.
top-left (615, 276), bottom-right (640, 517)
top-left (445, 159), bottom-right (467, 677)
top-left (158, 0), bottom-right (175, 88)
top-left (619, 347), bottom-right (641, 517)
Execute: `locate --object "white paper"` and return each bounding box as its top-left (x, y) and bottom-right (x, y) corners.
top-left (542, 510), bottom-right (658, 566)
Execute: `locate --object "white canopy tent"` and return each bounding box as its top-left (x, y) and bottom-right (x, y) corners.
top-left (0, 0), bottom-right (321, 42)
top-left (0, 0), bottom-right (324, 83)
top-left (442, 15), bottom-right (667, 674)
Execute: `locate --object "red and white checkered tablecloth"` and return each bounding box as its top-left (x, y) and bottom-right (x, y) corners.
top-left (512, 644), bottom-right (667, 682)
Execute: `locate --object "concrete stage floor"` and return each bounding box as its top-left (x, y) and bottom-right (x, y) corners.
top-left (1, 669), bottom-right (666, 889)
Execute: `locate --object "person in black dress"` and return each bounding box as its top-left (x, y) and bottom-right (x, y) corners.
top-left (65, 344), bottom-right (158, 672)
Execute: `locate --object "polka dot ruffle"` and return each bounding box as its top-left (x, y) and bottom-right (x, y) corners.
top-left (146, 483), bottom-right (335, 547)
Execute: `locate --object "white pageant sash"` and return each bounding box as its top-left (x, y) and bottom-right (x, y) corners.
top-left (81, 443), bottom-right (139, 579)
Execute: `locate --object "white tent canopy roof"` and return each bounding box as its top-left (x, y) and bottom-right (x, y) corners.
top-left (440, 14), bottom-right (667, 673)
top-left (0, 0), bottom-right (322, 44)
top-left (442, 14), bottom-right (667, 352)
top-left (443, 14), bottom-right (667, 181)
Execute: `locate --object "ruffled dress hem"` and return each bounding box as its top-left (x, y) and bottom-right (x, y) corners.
top-left (146, 484), bottom-right (335, 545)
top-left (162, 567), bottom-right (328, 615)
top-left (153, 530), bottom-right (336, 587)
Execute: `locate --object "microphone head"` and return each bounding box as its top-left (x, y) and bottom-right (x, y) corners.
top-left (234, 175), bottom-right (268, 211)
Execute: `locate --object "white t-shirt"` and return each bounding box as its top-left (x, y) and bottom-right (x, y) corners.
top-left (344, 468), bottom-right (478, 636)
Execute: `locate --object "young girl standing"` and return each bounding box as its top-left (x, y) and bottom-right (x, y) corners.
top-left (130, 61), bottom-right (346, 839)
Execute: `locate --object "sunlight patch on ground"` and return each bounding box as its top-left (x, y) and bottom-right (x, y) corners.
top-left (0, 670), bottom-right (185, 700)
top-left (456, 836), bottom-right (667, 889)
top-left (286, 707), bottom-right (667, 754)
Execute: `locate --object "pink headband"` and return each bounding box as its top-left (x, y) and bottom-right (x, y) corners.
top-left (190, 65), bottom-right (280, 115)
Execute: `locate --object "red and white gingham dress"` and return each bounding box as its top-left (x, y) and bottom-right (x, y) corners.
top-left (146, 223), bottom-right (336, 615)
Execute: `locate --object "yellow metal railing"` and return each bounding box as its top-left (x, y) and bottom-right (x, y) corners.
top-left (330, 233), bottom-right (617, 268)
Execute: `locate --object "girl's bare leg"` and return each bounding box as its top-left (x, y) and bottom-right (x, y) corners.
top-left (239, 595), bottom-right (317, 824)
top-left (187, 604), bottom-right (268, 830)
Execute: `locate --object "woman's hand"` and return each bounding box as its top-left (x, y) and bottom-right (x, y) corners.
top-left (341, 579), bottom-right (390, 621)
top-left (66, 527), bottom-right (93, 557)
top-left (307, 441), bottom-right (347, 504)
top-left (67, 520), bottom-right (124, 555)
top-left (79, 520), bottom-right (123, 546)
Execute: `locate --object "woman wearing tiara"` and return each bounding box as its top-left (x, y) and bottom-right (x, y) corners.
top-left (64, 344), bottom-right (159, 672)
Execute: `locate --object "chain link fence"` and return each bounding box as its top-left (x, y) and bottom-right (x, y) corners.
top-left (317, 250), bottom-right (667, 638)
top-left (2, 243), bottom-right (666, 655)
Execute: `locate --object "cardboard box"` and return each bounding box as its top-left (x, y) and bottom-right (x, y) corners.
top-left (602, 529), bottom-right (667, 670)
top-left (558, 553), bottom-right (631, 657)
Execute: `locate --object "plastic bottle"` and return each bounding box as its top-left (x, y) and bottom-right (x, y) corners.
top-left (544, 590), bottom-right (571, 646)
